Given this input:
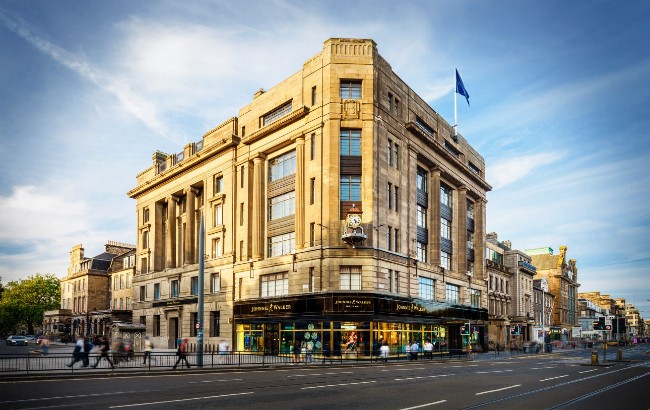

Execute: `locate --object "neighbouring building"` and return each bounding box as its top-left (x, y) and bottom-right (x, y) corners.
top-left (128, 38), bottom-right (491, 355)
top-left (57, 241), bottom-right (136, 338)
top-left (532, 279), bottom-right (554, 345)
top-left (527, 246), bottom-right (580, 341)
top-left (485, 233), bottom-right (512, 349)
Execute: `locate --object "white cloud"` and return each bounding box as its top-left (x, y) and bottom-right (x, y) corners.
top-left (486, 151), bottom-right (565, 190)
top-left (0, 10), bottom-right (183, 145)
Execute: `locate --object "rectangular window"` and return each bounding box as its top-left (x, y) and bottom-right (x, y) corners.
top-left (310, 178), bottom-right (316, 204)
top-left (467, 201), bottom-right (474, 220)
top-left (440, 184), bottom-right (452, 207)
top-left (417, 242), bottom-right (427, 263)
top-left (417, 205), bottom-right (427, 228)
top-left (153, 283), bottom-right (160, 301)
top-left (340, 80), bottom-right (362, 99)
top-left (415, 116), bottom-right (434, 137)
top-left (309, 267), bottom-right (315, 292)
top-left (441, 218), bottom-right (451, 240)
top-left (214, 203), bottom-right (223, 226)
top-left (311, 86), bottom-right (317, 106)
top-left (261, 273), bottom-right (288, 297)
top-left (419, 277), bottom-right (435, 300)
top-left (262, 101), bottom-right (292, 126)
top-left (387, 183), bottom-right (392, 210)
top-left (470, 289), bottom-right (481, 308)
top-left (240, 202), bottom-right (244, 226)
top-left (191, 312), bottom-right (198, 337)
top-left (268, 232), bottom-right (295, 257)
top-left (387, 139), bottom-right (393, 165)
top-left (212, 273), bottom-right (220, 293)
top-left (214, 175), bottom-right (223, 194)
top-left (446, 283), bottom-right (460, 304)
top-left (417, 168), bottom-right (427, 192)
top-left (120, 274), bottom-right (124, 289)
top-left (340, 265), bottom-right (361, 290)
top-left (139, 286), bottom-right (145, 301)
top-left (387, 92), bottom-right (393, 111)
top-left (441, 251), bottom-right (451, 270)
top-left (393, 143), bottom-right (399, 167)
top-left (114, 276), bottom-right (118, 290)
top-left (394, 98), bottom-right (399, 115)
top-left (191, 276), bottom-right (199, 296)
top-left (142, 231), bottom-right (149, 249)
top-left (394, 228), bottom-right (399, 252)
top-left (140, 316), bottom-right (146, 325)
top-left (241, 126), bottom-right (245, 138)
top-left (269, 150), bottom-right (296, 181)
top-left (212, 238), bottom-right (222, 258)
top-left (310, 222), bottom-right (316, 247)
top-left (340, 129), bottom-right (361, 156)
top-left (143, 207), bottom-right (150, 223)
top-left (310, 133), bottom-right (316, 160)
top-left (467, 231), bottom-right (474, 250)
top-left (153, 315), bottom-right (161, 337)
top-left (387, 226), bottom-right (393, 251)
top-left (240, 165), bottom-right (245, 188)
top-left (210, 311), bottom-right (220, 337)
top-left (126, 297), bottom-right (131, 310)
top-left (269, 191), bottom-right (295, 220)
top-left (171, 280), bottom-right (179, 298)
top-left (340, 175), bottom-right (361, 201)
top-left (394, 186), bottom-right (399, 212)
top-left (239, 241), bottom-right (244, 261)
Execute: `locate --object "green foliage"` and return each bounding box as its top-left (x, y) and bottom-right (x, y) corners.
top-left (0, 274), bottom-right (60, 334)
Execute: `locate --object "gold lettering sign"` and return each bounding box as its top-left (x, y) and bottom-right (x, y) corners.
top-left (396, 303), bottom-right (427, 313)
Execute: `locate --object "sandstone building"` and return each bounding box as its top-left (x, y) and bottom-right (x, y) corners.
top-left (128, 38), bottom-right (491, 355)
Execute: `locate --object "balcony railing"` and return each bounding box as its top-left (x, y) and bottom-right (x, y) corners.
top-left (518, 260), bottom-right (537, 273)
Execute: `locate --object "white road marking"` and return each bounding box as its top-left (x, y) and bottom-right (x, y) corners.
top-left (476, 370), bottom-right (512, 374)
top-left (188, 378), bottom-right (242, 383)
top-left (383, 367), bottom-right (425, 371)
top-left (302, 380), bottom-right (376, 389)
top-left (395, 374), bottom-right (450, 381)
top-left (399, 399), bottom-right (447, 409)
top-left (531, 366), bottom-right (555, 369)
top-left (476, 384), bottom-right (521, 395)
top-left (579, 369), bottom-right (598, 374)
top-left (109, 392), bottom-right (254, 408)
top-left (0, 391), bottom-right (139, 404)
top-left (540, 374), bottom-right (569, 382)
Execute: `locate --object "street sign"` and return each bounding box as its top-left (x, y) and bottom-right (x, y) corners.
top-left (605, 325), bottom-right (612, 330)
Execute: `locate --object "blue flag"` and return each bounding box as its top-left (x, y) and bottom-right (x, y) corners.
top-left (456, 69), bottom-right (470, 106)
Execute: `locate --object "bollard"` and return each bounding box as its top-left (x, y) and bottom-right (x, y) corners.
top-left (591, 350), bottom-right (599, 365)
top-left (617, 349), bottom-right (622, 361)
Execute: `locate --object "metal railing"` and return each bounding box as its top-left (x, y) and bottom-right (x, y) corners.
top-left (0, 349), bottom-right (476, 375)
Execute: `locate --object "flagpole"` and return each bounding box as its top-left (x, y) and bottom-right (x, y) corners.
top-left (454, 67), bottom-right (458, 138)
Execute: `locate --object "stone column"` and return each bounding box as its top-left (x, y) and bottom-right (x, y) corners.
top-left (166, 196), bottom-right (178, 268)
top-left (252, 156), bottom-right (265, 259)
top-left (185, 188), bottom-right (195, 265)
top-left (295, 136), bottom-right (305, 250)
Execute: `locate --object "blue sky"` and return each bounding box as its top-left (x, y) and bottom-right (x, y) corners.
top-left (1, 1), bottom-right (648, 317)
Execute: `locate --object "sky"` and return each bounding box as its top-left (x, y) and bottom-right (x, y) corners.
top-left (0, 1), bottom-right (648, 318)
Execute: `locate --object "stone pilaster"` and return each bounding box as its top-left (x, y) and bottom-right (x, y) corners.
top-left (295, 136), bottom-right (305, 250)
top-left (252, 156), bottom-right (265, 259)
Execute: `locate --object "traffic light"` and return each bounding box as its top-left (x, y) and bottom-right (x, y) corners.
top-left (510, 325), bottom-right (519, 335)
top-left (592, 317), bottom-right (605, 330)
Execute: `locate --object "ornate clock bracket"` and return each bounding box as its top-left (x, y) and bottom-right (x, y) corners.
top-left (341, 204), bottom-right (367, 248)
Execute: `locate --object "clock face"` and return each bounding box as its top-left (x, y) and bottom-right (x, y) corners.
top-left (347, 214), bottom-right (362, 228)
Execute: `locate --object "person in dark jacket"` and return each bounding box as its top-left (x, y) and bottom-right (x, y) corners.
top-left (92, 336), bottom-right (115, 369)
top-left (172, 337), bottom-right (191, 369)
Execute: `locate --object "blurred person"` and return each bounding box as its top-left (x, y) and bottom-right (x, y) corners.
top-left (172, 337), bottom-right (190, 369)
top-left (92, 336), bottom-right (115, 369)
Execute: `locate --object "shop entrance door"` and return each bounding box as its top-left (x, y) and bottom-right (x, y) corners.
top-left (168, 318), bottom-right (178, 348)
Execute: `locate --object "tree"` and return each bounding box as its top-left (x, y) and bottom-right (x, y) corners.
top-left (0, 274), bottom-right (60, 334)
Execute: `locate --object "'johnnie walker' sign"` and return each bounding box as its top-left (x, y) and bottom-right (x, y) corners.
top-left (328, 296), bottom-right (374, 312)
top-left (245, 301), bottom-right (295, 316)
top-left (395, 302), bottom-right (428, 314)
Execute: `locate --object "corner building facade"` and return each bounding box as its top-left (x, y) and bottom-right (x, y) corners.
top-left (129, 38), bottom-right (491, 356)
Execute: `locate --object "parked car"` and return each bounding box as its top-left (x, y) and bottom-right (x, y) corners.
top-left (6, 335), bottom-right (27, 346)
top-left (25, 335), bottom-right (36, 342)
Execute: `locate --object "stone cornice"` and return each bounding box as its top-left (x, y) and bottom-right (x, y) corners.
top-left (242, 106), bottom-right (309, 145)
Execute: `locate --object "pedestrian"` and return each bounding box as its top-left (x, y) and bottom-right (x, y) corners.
top-left (66, 335), bottom-right (87, 368)
top-left (172, 337), bottom-right (191, 369)
top-left (218, 339), bottom-right (229, 364)
top-left (113, 337), bottom-right (125, 366)
top-left (92, 336), bottom-right (115, 369)
top-left (41, 337), bottom-right (49, 356)
top-left (379, 342), bottom-right (390, 362)
top-left (292, 341), bottom-right (301, 364)
top-left (423, 339), bottom-right (433, 360)
top-left (306, 341), bottom-right (314, 363)
top-left (322, 343), bottom-right (332, 364)
top-left (83, 336), bottom-right (94, 367)
top-left (142, 336), bottom-right (154, 365)
top-left (409, 341), bottom-right (419, 361)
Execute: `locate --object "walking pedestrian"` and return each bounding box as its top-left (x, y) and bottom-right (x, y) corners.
top-left (92, 336), bottom-right (115, 369)
top-left (379, 342), bottom-right (390, 362)
top-left (409, 341), bottom-right (419, 361)
top-left (66, 335), bottom-right (86, 368)
top-left (423, 339), bottom-right (433, 360)
top-left (172, 337), bottom-right (191, 369)
top-left (41, 337), bottom-right (49, 356)
top-left (142, 336), bottom-right (154, 365)
top-left (83, 337), bottom-right (94, 367)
